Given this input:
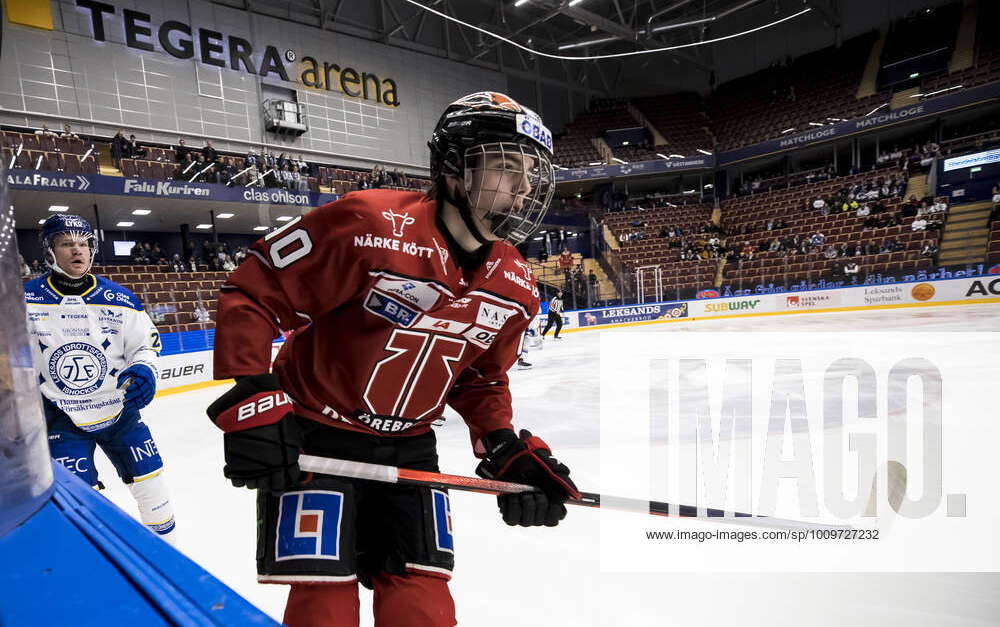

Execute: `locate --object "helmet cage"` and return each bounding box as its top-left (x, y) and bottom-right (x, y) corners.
top-left (461, 141), bottom-right (555, 245)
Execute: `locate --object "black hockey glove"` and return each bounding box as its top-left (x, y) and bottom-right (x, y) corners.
top-left (476, 429), bottom-right (581, 527)
top-left (206, 373), bottom-right (302, 491)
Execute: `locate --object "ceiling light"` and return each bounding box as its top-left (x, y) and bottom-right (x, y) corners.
top-left (38, 219), bottom-right (45, 224)
top-left (808, 122), bottom-right (824, 127)
top-left (216, 213), bottom-right (234, 219)
top-left (253, 226), bottom-right (268, 231)
top-left (117, 221), bottom-right (134, 227)
top-left (696, 148), bottom-right (712, 155)
top-left (669, 154), bottom-right (685, 159)
top-left (514, 0), bottom-right (530, 6)
top-left (781, 127), bottom-right (796, 134)
top-left (568, 0), bottom-right (584, 5)
top-left (588, 161), bottom-right (603, 166)
top-left (612, 157), bottom-right (628, 164)
top-left (196, 224), bottom-right (212, 229)
top-left (276, 216), bottom-right (294, 221)
top-left (865, 103), bottom-right (888, 116)
top-left (48, 205), bottom-right (69, 212)
top-left (132, 209), bottom-right (150, 215)
top-left (656, 153), bottom-right (669, 159)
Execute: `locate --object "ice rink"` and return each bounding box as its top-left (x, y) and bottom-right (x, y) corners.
top-left (96, 302), bottom-right (1000, 626)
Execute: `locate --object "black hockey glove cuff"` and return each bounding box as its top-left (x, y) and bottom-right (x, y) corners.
top-left (206, 374), bottom-right (302, 491)
top-left (476, 429), bottom-right (581, 527)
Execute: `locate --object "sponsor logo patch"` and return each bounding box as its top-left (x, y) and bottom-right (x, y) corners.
top-left (365, 291), bottom-right (419, 327)
top-left (373, 277), bottom-right (442, 311)
top-left (476, 302), bottom-right (516, 330)
top-left (276, 491), bottom-right (344, 561)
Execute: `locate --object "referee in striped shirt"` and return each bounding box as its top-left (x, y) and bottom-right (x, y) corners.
top-left (542, 290), bottom-right (564, 340)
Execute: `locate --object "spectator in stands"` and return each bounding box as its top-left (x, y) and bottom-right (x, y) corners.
top-left (35, 124), bottom-right (57, 137)
top-left (930, 198), bottom-right (948, 214)
top-left (558, 248), bottom-right (574, 272)
top-left (187, 255), bottom-right (199, 272)
top-left (131, 242), bottom-right (149, 265)
top-left (30, 259), bottom-right (42, 274)
top-left (279, 164), bottom-right (293, 189)
top-left (823, 245), bottom-right (838, 259)
top-left (60, 123), bottom-right (79, 140)
top-left (234, 247), bottom-right (248, 266)
top-left (191, 153), bottom-right (213, 182)
top-left (865, 242), bottom-right (879, 255)
top-left (291, 164), bottom-right (308, 192)
top-left (151, 244), bottom-right (166, 265)
top-left (810, 232), bottom-right (825, 247)
top-left (111, 129), bottom-right (128, 168)
top-left (911, 216), bottom-right (928, 231)
top-left (588, 270), bottom-right (599, 293)
top-left (18, 253), bottom-right (29, 278)
top-left (125, 134), bottom-right (147, 160)
top-left (920, 242), bottom-right (938, 257)
top-left (856, 204), bottom-right (870, 217)
top-left (844, 261), bottom-right (860, 277)
top-left (538, 248), bottom-right (548, 263)
top-left (217, 157), bottom-right (234, 185)
top-left (175, 138), bottom-right (191, 163)
top-left (174, 153), bottom-right (194, 180)
top-left (192, 303), bottom-right (211, 323)
top-left (202, 140), bottom-right (218, 165)
top-left (295, 155), bottom-right (309, 176)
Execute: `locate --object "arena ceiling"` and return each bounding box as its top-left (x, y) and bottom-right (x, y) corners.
top-left (211, 0), bottom-right (956, 96)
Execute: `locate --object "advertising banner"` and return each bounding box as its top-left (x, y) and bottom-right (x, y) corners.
top-left (7, 169), bottom-right (339, 207)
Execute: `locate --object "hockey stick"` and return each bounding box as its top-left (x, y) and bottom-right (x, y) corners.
top-left (298, 454), bottom-right (849, 531)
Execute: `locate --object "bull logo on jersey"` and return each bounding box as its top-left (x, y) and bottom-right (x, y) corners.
top-left (382, 209), bottom-right (415, 237)
top-left (48, 342), bottom-right (108, 396)
top-left (513, 259), bottom-right (533, 282)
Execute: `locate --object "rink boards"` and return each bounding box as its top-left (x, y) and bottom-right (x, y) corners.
top-left (156, 274), bottom-right (1000, 393)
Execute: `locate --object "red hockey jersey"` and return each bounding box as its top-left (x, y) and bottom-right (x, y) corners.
top-left (214, 189), bottom-right (540, 446)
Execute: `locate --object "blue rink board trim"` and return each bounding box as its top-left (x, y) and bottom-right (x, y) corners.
top-left (0, 464), bottom-right (278, 626)
top-left (161, 328), bottom-right (283, 356)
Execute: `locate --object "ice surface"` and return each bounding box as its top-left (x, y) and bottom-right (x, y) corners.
top-left (95, 303), bottom-right (1000, 626)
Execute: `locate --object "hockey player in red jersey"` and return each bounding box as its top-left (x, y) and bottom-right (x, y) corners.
top-left (207, 91), bottom-right (580, 627)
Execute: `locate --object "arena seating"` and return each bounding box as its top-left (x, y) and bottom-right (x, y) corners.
top-left (719, 169), bottom-right (937, 288)
top-left (630, 92), bottom-right (714, 159)
top-left (2, 131), bottom-right (98, 174)
top-left (95, 264), bottom-right (225, 334)
top-left (987, 214), bottom-right (1000, 267)
top-left (922, 1), bottom-right (1000, 95)
top-left (708, 33), bottom-right (885, 152)
top-left (554, 105), bottom-right (638, 167)
top-left (603, 202), bottom-right (718, 296)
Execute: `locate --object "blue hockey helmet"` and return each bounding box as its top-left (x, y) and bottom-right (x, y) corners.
top-left (40, 213), bottom-right (96, 276)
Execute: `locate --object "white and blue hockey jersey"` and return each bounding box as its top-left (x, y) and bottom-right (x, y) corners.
top-left (24, 274), bottom-right (161, 432)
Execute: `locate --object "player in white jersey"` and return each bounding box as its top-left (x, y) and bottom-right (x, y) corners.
top-left (23, 214), bottom-right (176, 544)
